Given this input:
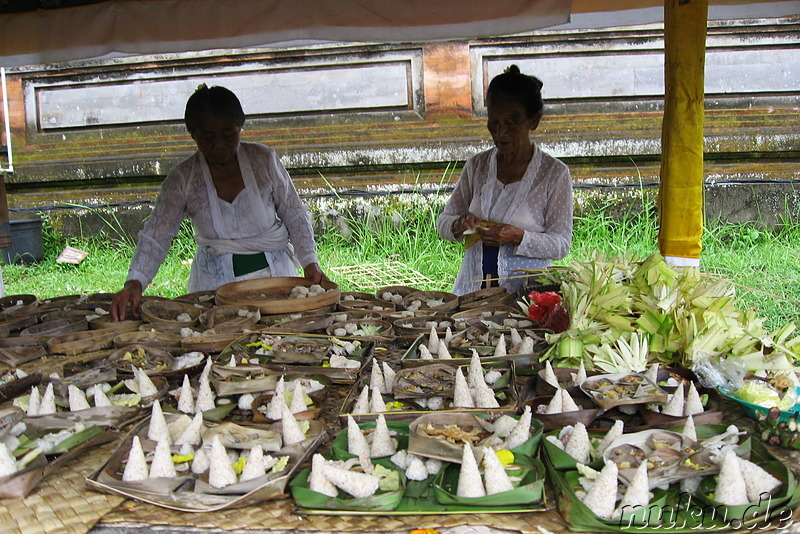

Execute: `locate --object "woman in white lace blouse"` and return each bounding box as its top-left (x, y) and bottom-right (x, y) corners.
top-left (111, 85), bottom-right (326, 321)
top-left (436, 65), bottom-right (573, 296)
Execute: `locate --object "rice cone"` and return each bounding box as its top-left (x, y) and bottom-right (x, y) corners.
top-left (473, 381), bottom-right (499, 408)
top-left (324, 463), bottom-right (381, 498)
top-left (381, 362), bottom-right (397, 392)
top-left (239, 445), bottom-right (266, 482)
top-left (519, 337), bottom-right (535, 354)
top-left (596, 420), bottom-right (624, 457)
top-left (437, 343), bottom-right (452, 359)
top-left (175, 412), bottom-right (204, 446)
top-left (136, 367), bottom-right (159, 398)
top-left (26, 386), bottom-right (41, 416)
top-left (561, 388), bottom-right (580, 412)
top-left (662, 384), bottom-right (685, 417)
top-left (614, 461), bottom-right (650, 516)
top-left (194, 375), bottom-right (216, 413)
top-left (369, 362), bottom-right (386, 395)
top-left (352, 385), bottom-right (370, 414)
top-left (456, 442), bottom-right (486, 498)
top-left (289, 380), bottom-right (308, 414)
top-left (582, 460), bottom-right (619, 519)
top-left (714, 450), bottom-right (749, 505)
top-left (682, 415), bottom-right (697, 443)
top-left (147, 400), bottom-right (171, 444)
top-left (506, 405), bottom-right (532, 450)
top-left (738, 456), bottom-right (782, 502)
top-left (0, 443), bottom-right (17, 477)
top-left (493, 335), bottom-right (507, 358)
top-left (509, 328), bottom-right (523, 350)
top-left (191, 446), bottom-right (210, 474)
top-left (443, 327), bottom-right (454, 346)
top-left (405, 455), bottom-right (429, 481)
top-left (199, 356), bottom-right (212, 382)
top-left (94, 387), bottom-right (112, 407)
top-left (644, 363), bottom-right (659, 384)
top-left (545, 388), bottom-right (564, 414)
top-left (227, 355), bottom-right (237, 367)
top-left (564, 422), bottom-right (591, 464)
top-left (280, 403), bottom-right (306, 445)
top-left (418, 344), bottom-right (434, 360)
top-left (573, 360), bottom-right (588, 386)
top-left (453, 367), bottom-right (475, 408)
top-left (148, 439), bottom-right (177, 479)
top-left (68, 385), bottom-right (91, 412)
top-left (208, 436), bottom-right (237, 488)
top-left (428, 324), bottom-right (440, 354)
top-left (369, 387), bottom-right (386, 413)
top-left (347, 415), bottom-right (370, 457)
top-left (543, 361), bottom-right (559, 388)
top-left (122, 436), bottom-right (148, 482)
top-left (177, 375), bottom-right (195, 414)
top-left (467, 350), bottom-right (483, 390)
top-left (309, 454), bottom-right (338, 497)
top-left (39, 383), bottom-right (56, 415)
top-left (369, 413), bottom-right (396, 457)
top-left (684, 382), bottom-right (704, 416)
top-left (482, 447), bottom-right (514, 495)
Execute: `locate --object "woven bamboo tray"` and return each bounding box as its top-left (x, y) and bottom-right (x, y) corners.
top-left (46, 330), bottom-right (117, 356)
top-left (216, 277), bottom-right (340, 314)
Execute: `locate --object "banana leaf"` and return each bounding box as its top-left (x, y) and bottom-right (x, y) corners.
top-left (431, 456), bottom-right (546, 507)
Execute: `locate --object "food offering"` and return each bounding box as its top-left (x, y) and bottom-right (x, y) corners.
top-left (581, 373), bottom-right (668, 410)
top-left (325, 318), bottom-right (394, 343)
top-left (140, 299), bottom-right (203, 327)
top-left (401, 291), bottom-right (459, 314)
top-left (0, 406), bottom-right (116, 499)
top-left (89, 345), bottom-right (209, 380)
top-left (86, 407), bottom-right (325, 512)
top-left (391, 315), bottom-right (454, 347)
top-left (290, 414), bottom-right (546, 515)
top-left (341, 357), bottom-right (517, 423)
top-left (544, 422), bottom-right (800, 532)
top-left (535, 360), bottom-right (594, 397)
top-left (520, 386), bottom-right (599, 432)
top-left (216, 277), bottom-right (340, 314)
top-left (638, 380), bottom-right (723, 429)
top-left (0, 335), bottom-right (49, 367)
top-left (217, 333), bottom-right (373, 383)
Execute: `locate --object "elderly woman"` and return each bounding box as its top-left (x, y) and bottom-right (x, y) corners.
top-left (436, 65), bottom-right (573, 296)
top-left (111, 85), bottom-right (326, 320)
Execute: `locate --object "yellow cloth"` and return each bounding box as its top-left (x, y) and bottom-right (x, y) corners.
top-left (657, 0), bottom-right (708, 260)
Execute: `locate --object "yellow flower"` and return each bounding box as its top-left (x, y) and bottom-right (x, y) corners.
top-left (232, 456), bottom-right (247, 475)
top-left (495, 449), bottom-right (514, 466)
top-left (171, 453), bottom-right (194, 464)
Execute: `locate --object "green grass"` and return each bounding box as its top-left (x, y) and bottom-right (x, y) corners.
top-left (3, 197), bottom-right (798, 330)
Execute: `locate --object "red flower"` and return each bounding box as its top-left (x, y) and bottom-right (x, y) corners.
top-left (528, 291), bottom-right (561, 308)
top-left (526, 291), bottom-right (567, 331)
top-left (527, 303), bottom-right (545, 322)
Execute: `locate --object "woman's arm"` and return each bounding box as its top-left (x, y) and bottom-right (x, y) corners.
top-left (437, 161), bottom-right (477, 242)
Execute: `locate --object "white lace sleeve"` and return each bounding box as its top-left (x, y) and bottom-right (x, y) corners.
top-left (437, 162), bottom-right (475, 242)
top-left (515, 163), bottom-right (573, 260)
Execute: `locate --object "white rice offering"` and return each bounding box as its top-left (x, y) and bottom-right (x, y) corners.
top-left (135, 367), bottom-right (160, 398)
top-left (572, 360), bottom-right (588, 386)
top-left (199, 356), bottom-right (213, 382)
top-left (545, 389), bottom-right (563, 414)
top-left (427, 397), bottom-right (445, 410)
top-left (369, 387), bottom-right (386, 413)
top-left (582, 460), bottom-right (619, 519)
top-left (452, 367), bottom-right (475, 408)
top-left (148, 439), bottom-right (177, 479)
top-left (564, 422), bottom-right (592, 464)
top-left (67, 385), bottom-right (91, 412)
top-left (662, 384), bottom-right (685, 417)
top-left (122, 436), bottom-right (148, 482)
top-left (39, 383), bottom-right (57, 415)
top-left (381, 362), bottom-right (396, 391)
top-left (492, 415), bottom-right (519, 439)
top-left (456, 442), bottom-right (486, 498)
top-left (418, 344), bottom-right (434, 360)
top-left (493, 335), bottom-right (507, 358)
top-left (194, 375), bottom-right (216, 413)
top-left (405, 454), bottom-right (429, 481)
top-left (369, 362), bottom-right (386, 395)
top-left (482, 447), bottom-right (514, 495)
top-left (595, 420), bottom-right (624, 458)
top-left (266, 389), bottom-right (288, 421)
top-left (175, 412), bottom-right (204, 446)
top-left (682, 415), bottom-right (697, 443)
top-left (644, 363), bottom-right (659, 384)
top-left (684, 382), bottom-right (704, 416)
top-left (351, 385), bottom-right (370, 415)
top-left (191, 446), bottom-right (210, 474)
top-left (288, 380), bottom-right (309, 414)
top-left (147, 400), bottom-right (172, 444)
top-left (561, 388), bottom-right (581, 412)
top-left (614, 461), bottom-right (650, 517)
top-left (390, 449), bottom-right (409, 470)
top-left (425, 458), bottom-right (443, 476)
top-left (94, 387), bottom-right (113, 408)
top-left (227, 355), bottom-right (237, 367)
top-left (309, 454), bottom-right (338, 497)
top-left (280, 404), bottom-right (306, 445)
top-left (505, 405), bottom-right (533, 450)
top-left (369, 414), bottom-right (396, 458)
top-left (329, 353), bottom-right (361, 369)
top-left (208, 436), bottom-right (238, 488)
top-left (177, 375), bottom-right (195, 414)
top-left (347, 416), bottom-right (370, 457)
top-left (428, 324), bottom-right (440, 354)
top-left (437, 343), bottom-right (453, 360)
top-left (519, 337), bottom-right (535, 355)
top-left (238, 393), bottom-right (256, 411)
top-left (467, 350), bottom-right (484, 390)
top-left (473, 381), bottom-right (499, 409)
top-left (239, 445), bottom-right (267, 482)
top-left (0, 443), bottom-right (18, 477)
top-left (443, 327), bottom-right (454, 346)
top-left (26, 385), bottom-right (41, 416)
top-left (738, 456), bottom-right (782, 502)
top-left (714, 450), bottom-right (749, 506)
top-left (543, 361), bottom-right (559, 388)
top-left (510, 328), bottom-right (523, 350)
top-left (324, 462), bottom-right (381, 498)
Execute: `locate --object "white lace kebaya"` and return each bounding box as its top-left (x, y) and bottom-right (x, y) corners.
top-left (127, 142), bottom-right (318, 292)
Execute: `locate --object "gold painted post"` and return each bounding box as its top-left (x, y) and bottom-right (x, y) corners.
top-left (658, 0), bottom-right (708, 266)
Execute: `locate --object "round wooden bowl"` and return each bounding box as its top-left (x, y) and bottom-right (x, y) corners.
top-left (20, 316), bottom-right (88, 337)
top-left (338, 299), bottom-right (396, 314)
top-left (0, 313), bottom-right (38, 336)
top-left (106, 344), bottom-right (175, 375)
top-left (47, 329), bottom-right (117, 356)
top-left (140, 299), bottom-right (202, 326)
top-left (198, 304), bottom-right (261, 329)
top-left (0, 294), bottom-right (39, 315)
top-left (341, 291), bottom-right (377, 302)
top-left (174, 290), bottom-right (218, 309)
top-left (326, 318), bottom-right (394, 341)
top-left (375, 285), bottom-right (418, 310)
top-left (402, 290), bottom-right (459, 314)
top-left (215, 276), bottom-right (340, 314)
top-left (113, 330), bottom-right (182, 349)
top-left (88, 314), bottom-right (143, 333)
top-left (260, 313), bottom-right (333, 334)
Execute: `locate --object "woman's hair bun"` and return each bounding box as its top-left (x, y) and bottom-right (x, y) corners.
top-left (504, 64), bottom-right (521, 75)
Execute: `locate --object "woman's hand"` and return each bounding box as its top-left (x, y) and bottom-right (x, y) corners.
top-left (111, 279), bottom-right (143, 322)
top-left (452, 212), bottom-right (481, 237)
top-left (303, 263), bottom-right (329, 285)
top-left (478, 223), bottom-right (524, 247)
